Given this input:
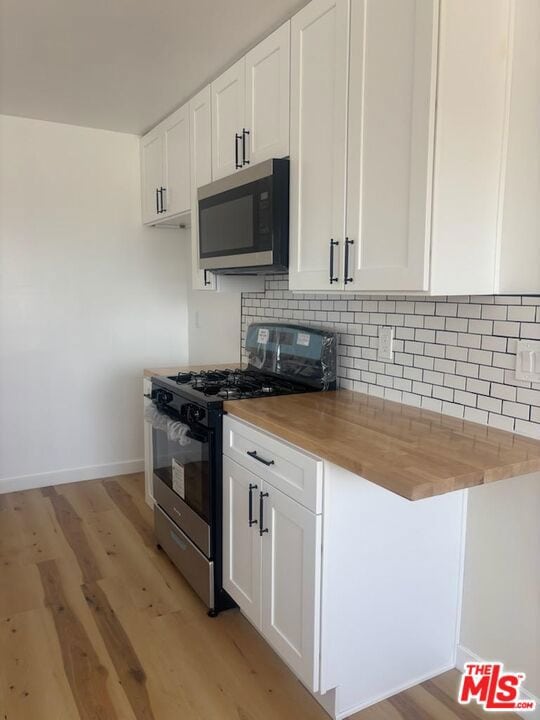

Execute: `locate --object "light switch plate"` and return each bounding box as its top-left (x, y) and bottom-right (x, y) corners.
top-left (378, 326), bottom-right (394, 361)
top-left (515, 340), bottom-right (540, 381)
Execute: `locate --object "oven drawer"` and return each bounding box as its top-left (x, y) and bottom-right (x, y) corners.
top-left (153, 474), bottom-right (211, 557)
top-left (154, 505), bottom-right (214, 609)
top-left (223, 415), bottom-right (323, 513)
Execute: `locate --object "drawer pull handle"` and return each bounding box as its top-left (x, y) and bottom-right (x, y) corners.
top-left (259, 491), bottom-right (269, 537)
top-left (248, 483), bottom-right (258, 527)
top-left (247, 450), bottom-right (274, 467)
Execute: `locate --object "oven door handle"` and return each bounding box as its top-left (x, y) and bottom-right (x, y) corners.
top-left (154, 404), bottom-right (209, 443)
top-left (185, 429), bottom-right (208, 443)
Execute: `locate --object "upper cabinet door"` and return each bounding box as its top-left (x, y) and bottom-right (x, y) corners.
top-left (289, 0), bottom-right (350, 292)
top-left (261, 481), bottom-right (322, 693)
top-left (211, 59), bottom-right (246, 180)
top-left (141, 131), bottom-right (164, 224)
top-left (345, 0), bottom-right (437, 292)
top-left (244, 22), bottom-right (291, 166)
top-left (162, 103), bottom-right (191, 218)
top-left (190, 86), bottom-right (216, 291)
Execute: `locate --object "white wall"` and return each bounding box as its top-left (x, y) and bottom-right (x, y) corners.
top-left (187, 285), bottom-right (242, 365)
top-left (0, 114), bottom-right (191, 491)
top-left (460, 474), bottom-right (540, 698)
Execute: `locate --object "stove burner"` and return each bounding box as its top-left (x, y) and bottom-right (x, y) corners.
top-left (175, 372), bottom-right (193, 384)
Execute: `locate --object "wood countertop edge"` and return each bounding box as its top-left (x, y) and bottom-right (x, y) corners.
top-left (223, 393), bottom-right (540, 502)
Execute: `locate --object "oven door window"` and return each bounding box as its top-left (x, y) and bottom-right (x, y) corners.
top-left (152, 423), bottom-right (211, 524)
top-left (199, 177), bottom-right (272, 258)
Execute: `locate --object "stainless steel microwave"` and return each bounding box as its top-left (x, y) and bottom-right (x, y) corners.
top-left (198, 158), bottom-right (289, 274)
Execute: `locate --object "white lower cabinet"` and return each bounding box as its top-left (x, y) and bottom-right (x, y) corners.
top-left (223, 415), bottom-right (467, 719)
top-left (261, 481), bottom-right (322, 691)
top-left (223, 454), bottom-right (322, 691)
top-left (223, 457), bottom-right (262, 627)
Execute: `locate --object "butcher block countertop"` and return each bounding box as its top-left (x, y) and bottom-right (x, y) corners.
top-left (223, 390), bottom-right (540, 501)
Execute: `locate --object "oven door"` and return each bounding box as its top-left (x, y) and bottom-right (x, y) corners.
top-left (151, 407), bottom-right (213, 557)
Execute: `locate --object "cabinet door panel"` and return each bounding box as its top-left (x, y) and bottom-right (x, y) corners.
top-left (261, 482), bottom-right (321, 691)
top-left (141, 132), bottom-right (164, 224)
top-left (346, 0), bottom-right (437, 292)
top-left (190, 86), bottom-right (216, 291)
top-left (163, 105), bottom-right (190, 217)
top-left (223, 457), bottom-right (261, 627)
top-left (211, 59), bottom-right (245, 180)
top-left (289, 0), bottom-right (349, 291)
top-left (245, 21), bottom-right (290, 165)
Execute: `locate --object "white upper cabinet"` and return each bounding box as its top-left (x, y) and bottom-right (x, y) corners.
top-left (244, 22), bottom-right (290, 166)
top-left (140, 102), bottom-right (191, 226)
top-left (141, 131), bottom-right (165, 224)
top-left (290, 0), bottom-right (534, 295)
top-left (162, 104), bottom-right (191, 218)
top-left (212, 21), bottom-right (291, 180)
top-left (189, 86), bottom-right (216, 291)
top-left (345, 0), bottom-right (437, 292)
top-left (289, 0), bottom-right (350, 292)
top-left (211, 59), bottom-right (246, 180)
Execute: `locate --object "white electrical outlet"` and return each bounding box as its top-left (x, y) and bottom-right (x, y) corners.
top-left (378, 326), bottom-right (394, 361)
top-left (515, 340), bottom-right (540, 381)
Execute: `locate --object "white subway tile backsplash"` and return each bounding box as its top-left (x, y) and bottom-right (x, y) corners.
top-left (242, 277), bottom-right (540, 438)
top-left (502, 401), bottom-right (529, 420)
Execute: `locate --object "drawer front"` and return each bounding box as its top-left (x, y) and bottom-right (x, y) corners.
top-left (154, 505), bottom-right (214, 608)
top-left (153, 474), bottom-right (211, 556)
top-left (223, 415), bottom-right (323, 513)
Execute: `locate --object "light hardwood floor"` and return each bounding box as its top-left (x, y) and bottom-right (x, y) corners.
top-left (0, 474), bottom-right (518, 720)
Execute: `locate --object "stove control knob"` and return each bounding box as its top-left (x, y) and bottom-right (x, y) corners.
top-left (187, 405), bottom-right (205, 423)
top-left (156, 389), bottom-right (173, 405)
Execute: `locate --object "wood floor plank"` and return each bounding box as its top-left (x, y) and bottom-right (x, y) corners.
top-left (0, 607), bottom-right (82, 720)
top-left (114, 473), bottom-right (151, 520)
top-left (0, 490), bottom-right (66, 568)
top-left (37, 559), bottom-right (119, 720)
top-left (102, 478), bottom-right (154, 548)
top-left (47, 489), bottom-right (104, 583)
top-left (56, 480), bottom-right (116, 518)
top-left (82, 580), bottom-right (156, 720)
top-left (84, 508), bottom-right (189, 619)
top-left (0, 562), bottom-right (44, 619)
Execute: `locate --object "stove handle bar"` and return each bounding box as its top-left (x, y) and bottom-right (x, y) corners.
top-left (150, 403), bottom-right (209, 444)
top-left (247, 450), bottom-right (275, 467)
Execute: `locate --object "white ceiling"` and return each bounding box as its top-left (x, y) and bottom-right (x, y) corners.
top-left (0, 0), bottom-right (308, 135)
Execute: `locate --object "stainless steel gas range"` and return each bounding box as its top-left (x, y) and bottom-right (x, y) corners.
top-left (146, 323), bottom-right (337, 616)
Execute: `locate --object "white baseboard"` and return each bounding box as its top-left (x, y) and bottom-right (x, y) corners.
top-left (335, 662), bottom-right (456, 719)
top-left (456, 645), bottom-right (540, 720)
top-left (0, 459), bottom-right (144, 494)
